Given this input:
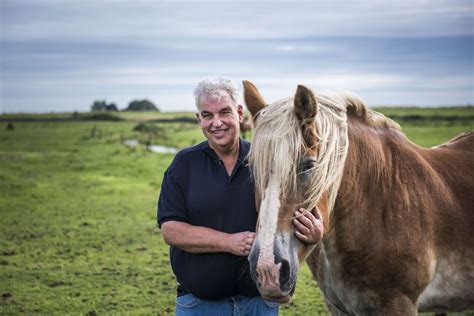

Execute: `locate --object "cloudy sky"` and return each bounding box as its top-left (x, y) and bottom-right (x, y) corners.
top-left (1, 0), bottom-right (473, 112)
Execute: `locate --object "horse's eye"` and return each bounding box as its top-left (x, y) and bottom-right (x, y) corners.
top-left (299, 158), bottom-right (316, 174)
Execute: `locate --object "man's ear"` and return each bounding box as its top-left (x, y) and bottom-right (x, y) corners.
top-left (195, 112), bottom-right (201, 124)
top-left (237, 104), bottom-right (244, 123)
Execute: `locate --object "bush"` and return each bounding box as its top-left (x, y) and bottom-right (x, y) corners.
top-left (133, 123), bottom-right (164, 135)
top-left (126, 99), bottom-right (159, 112)
top-left (91, 100), bottom-right (118, 112)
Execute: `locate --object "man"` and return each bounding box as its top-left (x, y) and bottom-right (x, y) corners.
top-left (158, 77), bottom-right (323, 315)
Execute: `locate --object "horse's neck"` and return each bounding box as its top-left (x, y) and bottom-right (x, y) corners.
top-left (318, 118), bottom-right (432, 272)
top-left (335, 118), bottom-right (425, 213)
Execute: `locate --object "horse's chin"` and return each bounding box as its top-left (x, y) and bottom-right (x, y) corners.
top-left (262, 294), bottom-right (292, 303)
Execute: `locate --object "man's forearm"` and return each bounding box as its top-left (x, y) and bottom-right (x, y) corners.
top-left (161, 221), bottom-right (230, 253)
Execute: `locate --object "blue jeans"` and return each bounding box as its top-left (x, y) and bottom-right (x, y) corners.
top-left (175, 293), bottom-right (279, 316)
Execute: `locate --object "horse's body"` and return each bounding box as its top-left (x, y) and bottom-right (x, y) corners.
top-left (243, 80), bottom-right (474, 315)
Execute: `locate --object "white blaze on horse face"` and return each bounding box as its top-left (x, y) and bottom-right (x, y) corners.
top-left (256, 173), bottom-right (282, 292)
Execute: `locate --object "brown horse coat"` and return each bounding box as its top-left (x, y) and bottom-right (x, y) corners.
top-left (309, 119), bottom-right (474, 314)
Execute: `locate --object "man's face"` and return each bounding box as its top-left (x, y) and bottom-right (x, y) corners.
top-left (196, 94), bottom-right (243, 153)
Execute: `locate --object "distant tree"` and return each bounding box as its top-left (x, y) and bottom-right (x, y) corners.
top-left (91, 100), bottom-right (107, 112)
top-left (126, 99), bottom-right (160, 112)
top-left (106, 103), bottom-right (118, 112)
top-left (91, 100), bottom-right (119, 112)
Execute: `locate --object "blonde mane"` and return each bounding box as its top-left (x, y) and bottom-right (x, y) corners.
top-left (343, 93), bottom-right (401, 130)
top-left (248, 92), bottom-right (397, 214)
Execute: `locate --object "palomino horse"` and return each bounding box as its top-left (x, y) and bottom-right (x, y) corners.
top-left (243, 80), bottom-right (474, 315)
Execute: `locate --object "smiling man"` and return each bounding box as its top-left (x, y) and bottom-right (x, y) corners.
top-left (157, 77), bottom-right (322, 315)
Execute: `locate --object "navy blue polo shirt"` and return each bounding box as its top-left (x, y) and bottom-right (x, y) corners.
top-left (157, 139), bottom-right (259, 300)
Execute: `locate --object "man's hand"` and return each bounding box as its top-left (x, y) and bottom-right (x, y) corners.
top-left (293, 207), bottom-right (324, 244)
top-left (225, 231), bottom-right (255, 256)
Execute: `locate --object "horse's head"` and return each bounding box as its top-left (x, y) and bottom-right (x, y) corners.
top-left (243, 81), bottom-right (348, 302)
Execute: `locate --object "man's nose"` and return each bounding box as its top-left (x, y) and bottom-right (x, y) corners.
top-left (213, 117), bottom-right (223, 127)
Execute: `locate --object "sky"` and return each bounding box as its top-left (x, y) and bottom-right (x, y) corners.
top-left (0, 0), bottom-right (473, 113)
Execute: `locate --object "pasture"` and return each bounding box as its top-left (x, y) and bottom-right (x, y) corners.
top-left (0, 107), bottom-right (473, 315)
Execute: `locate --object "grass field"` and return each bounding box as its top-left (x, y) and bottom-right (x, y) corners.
top-left (0, 107), bottom-right (473, 315)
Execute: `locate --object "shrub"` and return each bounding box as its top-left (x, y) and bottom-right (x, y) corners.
top-left (126, 99), bottom-right (160, 112)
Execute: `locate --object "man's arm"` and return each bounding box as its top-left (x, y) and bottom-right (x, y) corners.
top-left (161, 221), bottom-right (255, 256)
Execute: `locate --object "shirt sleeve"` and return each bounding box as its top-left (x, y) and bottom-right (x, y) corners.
top-left (157, 169), bottom-right (188, 228)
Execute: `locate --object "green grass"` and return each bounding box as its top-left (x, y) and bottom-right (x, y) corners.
top-left (0, 121), bottom-right (178, 314)
top-left (0, 111), bottom-right (196, 122)
top-left (0, 109), bottom-right (472, 315)
top-left (374, 105), bottom-right (473, 117)
top-left (403, 124), bottom-right (472, 147)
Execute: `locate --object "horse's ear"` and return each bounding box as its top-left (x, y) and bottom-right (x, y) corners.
top-left (243, 80), bottom-right (267, 119)
top-left (294, 85), bottom-right (318, 149)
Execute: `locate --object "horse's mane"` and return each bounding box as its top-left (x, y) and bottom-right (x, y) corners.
top-left (248, 92), bottom-right (399, 214)
top-left (342, 93), bottom-right (401, 130)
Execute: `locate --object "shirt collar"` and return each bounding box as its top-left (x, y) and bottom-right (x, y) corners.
top-left (202, 138), bottom-right (249, 164)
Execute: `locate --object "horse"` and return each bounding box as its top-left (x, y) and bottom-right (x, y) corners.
top-left (243, 80), bottom-right (474, 315)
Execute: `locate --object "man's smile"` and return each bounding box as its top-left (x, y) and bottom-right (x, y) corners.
top-left (211, 128), bottom-right (228, 136)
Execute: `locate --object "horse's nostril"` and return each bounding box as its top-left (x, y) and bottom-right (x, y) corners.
top-left (279, 259), bottom-right (290, 289)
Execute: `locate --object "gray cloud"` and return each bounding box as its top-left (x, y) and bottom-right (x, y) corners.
top-left (1, 0), bottom-right (473, 112)
top-left (2, 0), bottom-right (472, 42)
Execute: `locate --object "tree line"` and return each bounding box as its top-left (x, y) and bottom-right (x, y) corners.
top-left (91, 99), bottom-right (160, 112)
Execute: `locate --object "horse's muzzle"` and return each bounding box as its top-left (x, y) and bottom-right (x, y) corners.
top-left (248, 240), bottom-right (298, 299)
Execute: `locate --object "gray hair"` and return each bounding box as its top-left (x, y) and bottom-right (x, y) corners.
top-left (193, 77), bottom-right (239, 109)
